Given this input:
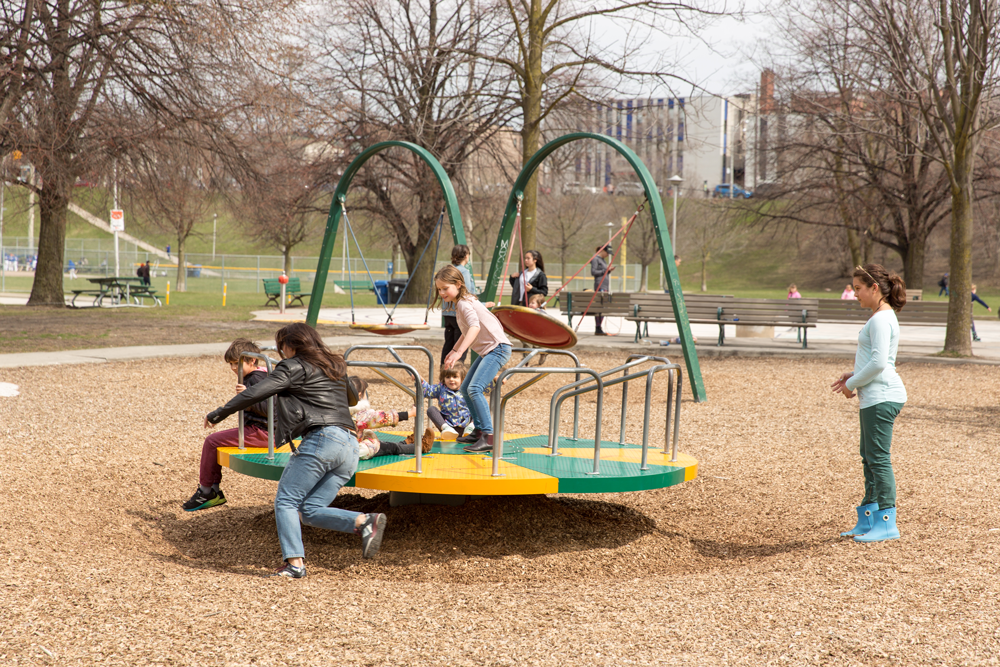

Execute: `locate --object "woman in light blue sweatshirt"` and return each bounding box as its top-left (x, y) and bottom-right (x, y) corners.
top-left (831, 263), bottom-right (908, 543)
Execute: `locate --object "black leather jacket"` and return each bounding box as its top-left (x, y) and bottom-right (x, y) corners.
top-left (206, 357), bottom-right (358, 447)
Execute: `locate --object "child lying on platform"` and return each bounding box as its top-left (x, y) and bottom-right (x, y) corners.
top-left (350, 377), bottom-right (431, 460)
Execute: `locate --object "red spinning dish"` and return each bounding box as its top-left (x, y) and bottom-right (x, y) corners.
top-left (491, 305), bottom-right (578, 349)
top-left (349, 323), bottom-right (431, 335)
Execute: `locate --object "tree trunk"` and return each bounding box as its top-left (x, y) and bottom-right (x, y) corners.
top-left (27, 185), bottom-right (69, 307)
top-left (701, 253), bottom-right (708, 291)
top-left (943, 162), bottom-right (974, 355)
top-left (283, 247), bottom-right (292, 275)
top-left (846, 227), bottom-right (862, 270)
top-left (901, 231), bottom-right (927, 290)
top-left (639, 263), bottom-right (649, 292)
top-left (518, 0), bottom-right (544, 251)
top-left (176, 239), bottom-right (187, 292)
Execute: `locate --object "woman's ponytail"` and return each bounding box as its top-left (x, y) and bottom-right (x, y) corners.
top-left (886, 273), bottom-right (907, 312)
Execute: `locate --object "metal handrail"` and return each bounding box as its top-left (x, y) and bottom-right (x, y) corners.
top-left (491, 366), bottom-right (604, 476)
top-left (626, 355), bottom-right (683, 462)
top-left (344, 345), bottom-right (435, 391)
top-left (345, 359), bottom-right (425, 473)
top-left (546, 355), bottom-right (661, 451)
top-left (237, 351), bottom-right (279, 460)
top-left (511, 347), bottom-right (583, 439)
top-left (551, 355), bottom-right (682, 466)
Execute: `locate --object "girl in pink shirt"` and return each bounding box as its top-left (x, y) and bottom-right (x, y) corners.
top-left (435, 265), bottom-right (512, 453)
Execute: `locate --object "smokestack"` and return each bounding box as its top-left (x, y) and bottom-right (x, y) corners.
top-left (760, 69), bottom-right (775, 114)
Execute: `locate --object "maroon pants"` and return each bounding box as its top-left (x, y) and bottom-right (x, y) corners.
top-left (199, 425), bottom-right (269, 487)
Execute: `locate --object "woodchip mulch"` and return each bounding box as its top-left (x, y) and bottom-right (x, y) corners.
top-left (0, 351), bottom-right (997, 666)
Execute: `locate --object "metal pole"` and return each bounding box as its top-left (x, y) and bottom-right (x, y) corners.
top-left (212, 213), bottom-right (217, 259)
top-left (672, 188), bottom-right (678, 256)
top-left (113, 161), bottom-right (119, 277)
top-left (0, 158), bottom-right (5, 292)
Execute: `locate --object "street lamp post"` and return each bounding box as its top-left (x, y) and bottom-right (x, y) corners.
top-left (669, 174), bottom-right (684, 257)
top-left (605, 221), bottom-right (614, 294)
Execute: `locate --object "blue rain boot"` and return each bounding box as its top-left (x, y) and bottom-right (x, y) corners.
top-left (854, 507), bottom-right (900, 543)
top-left (840, 503), bottom-right (878, 537)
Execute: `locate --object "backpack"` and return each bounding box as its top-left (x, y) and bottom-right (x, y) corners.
top-left (137, 266), bottom-right (143, 277)
top-left (937, 276), bottom-right (947, 288)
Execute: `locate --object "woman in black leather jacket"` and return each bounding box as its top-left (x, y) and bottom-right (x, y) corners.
top-left (205, 323), bottom-right (387, 578)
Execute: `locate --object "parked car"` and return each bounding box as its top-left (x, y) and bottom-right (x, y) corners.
top-left (615, 181), bottom-right (645, 197)
top-left (562, 181), bottom-right (601, 195)
top-left (752, 181), bottom-right (781, 198)
top-left (712, 183), bottom-right (753, 198)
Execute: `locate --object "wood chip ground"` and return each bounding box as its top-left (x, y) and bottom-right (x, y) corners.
top-left (0, 352), bottom-right (997, 665)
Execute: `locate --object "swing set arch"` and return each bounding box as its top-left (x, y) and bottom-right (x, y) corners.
top-left (306, 141), bottom-right (468, 329)
top-left (481, 132), bottom-right (706, 402)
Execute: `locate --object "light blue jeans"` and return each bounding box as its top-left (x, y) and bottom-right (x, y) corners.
top-left (274, 425), bottom-right (361, 561)
top-left (460, 344), bottom-right (511, 434)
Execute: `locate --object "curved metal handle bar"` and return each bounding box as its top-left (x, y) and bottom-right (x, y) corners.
top-left (493, 367), bottom-right (604, 477)
top-left (477, 131), bottom-right (705, 403)
top-left (238, 351), bottom-right (278, 460)
top-left (346, 360), bottom-right (425, 473)
top-left (545, 356), bottom-right (658, 447)
top-left (551, 362), bottom-right (681, 464)
top-left (510, 347), bottom-right (583, 439)
top-left (307, 141), bottom-right (467, 327)
top-left (344, 344), bottom-right (435, 388)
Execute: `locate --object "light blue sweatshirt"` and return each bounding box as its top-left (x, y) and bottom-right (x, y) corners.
top-left (845, 309), bottom-right (907, 409)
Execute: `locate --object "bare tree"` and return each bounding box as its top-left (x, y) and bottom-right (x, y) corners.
top-left (538, 192), bottom-right (601, 292)
top-left (854, 0), bottom-right (1000, 354)
top-left (680, 199), bottom-right (747, 292)
top-left (299, 0), bottom-right (518, 303)
top-left (470, 0), bottom-right (729, 251)
top-left (0, 0), bottom-right (36, 149)
top-left (754, 0), bottom-right (956, 289)
top-left (2, 0), bottom-right (270, 306)
top-left (125, 133), bottom-right (217, 292)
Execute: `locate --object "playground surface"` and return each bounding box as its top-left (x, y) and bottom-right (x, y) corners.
top-left (1, 347), bottom-right (998, 665)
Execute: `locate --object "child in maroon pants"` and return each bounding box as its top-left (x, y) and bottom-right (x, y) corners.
top-left (182, 339), bottom-right (272, 511)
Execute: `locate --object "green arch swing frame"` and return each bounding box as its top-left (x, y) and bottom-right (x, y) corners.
top-left (481, 132), bottom-right (706, 402)
top-left (306, 141), bottom-right (467, 327)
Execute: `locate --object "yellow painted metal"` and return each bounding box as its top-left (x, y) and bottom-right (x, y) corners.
top-left (522, 448), bottom-right (698, 481)
top-left (355, 454), bottom-right (558, 495)
top-left (217, 445), bottom-right (292, 469)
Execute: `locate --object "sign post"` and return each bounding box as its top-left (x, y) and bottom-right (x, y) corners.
top-left (110, 209), bottom-right (124, 276)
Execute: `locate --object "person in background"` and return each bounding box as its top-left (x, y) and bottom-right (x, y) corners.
top-left (971, 284), bottom-right (992, 342)
top-left (590, 245), bottom-right (614, 335)
top-left (703, 180), bottom-right (710, 198)
top-left (508, 250), bottom-right (547, 307)
top-left (166, 244), bottom-right (171, 259)
top-left (937, 273), bottom-right (949, 296)
top-left (441, 245), bottom-right (477, 364)
top-left (137, 261), bottom-right (151, 286)
top-left (841, 284), bottom-right (856, 300)
top-left (67, 259), bottom-right (77, 280)
top-left (787, 284), bottom-right (802, 299)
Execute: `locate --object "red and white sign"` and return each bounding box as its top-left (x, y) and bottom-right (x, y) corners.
top-left (110, 209), bottom-right (124, 232)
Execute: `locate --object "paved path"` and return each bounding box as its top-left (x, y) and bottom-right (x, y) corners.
top-left (0, 302), bottom-right (997, 369)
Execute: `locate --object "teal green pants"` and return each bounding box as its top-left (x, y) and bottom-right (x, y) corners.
top-left (859, 401), bottom-right (903, 509)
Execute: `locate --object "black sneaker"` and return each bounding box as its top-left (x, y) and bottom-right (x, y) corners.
top-left (182, 487), bottom-right (227, 511)
top-left (356, 513), bottom-right (387, 559)
top-left (456, 429), bottom-right (482, 444)
top-left (270, 562), bottom-right (306, 578)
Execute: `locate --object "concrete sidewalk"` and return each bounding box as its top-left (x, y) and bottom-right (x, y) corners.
top-left (1, 306), bottom-right (997, 369)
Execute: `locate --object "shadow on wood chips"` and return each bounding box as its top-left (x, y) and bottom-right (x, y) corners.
top-left (131, 493), bottom-right (661, 579)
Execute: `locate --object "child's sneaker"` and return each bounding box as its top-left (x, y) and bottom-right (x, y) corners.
top-left (421, 427), bottom-right (435, 453)
top-left (439, 424), bottom-right (460, 441)
top-left (270, 562), bottom-right (306, 578)
top-left (356, 513), bottom-right (387, 559)
top-left (182, 487), bottom-right (227, 511)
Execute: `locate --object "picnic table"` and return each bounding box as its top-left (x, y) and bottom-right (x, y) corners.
top-left (71, 277), bottom-right (161, 308)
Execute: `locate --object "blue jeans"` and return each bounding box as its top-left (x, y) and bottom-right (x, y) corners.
top-left (274, 425), bottom-right (361, 561)
top-left (460, 344), bottom-right (511, 434)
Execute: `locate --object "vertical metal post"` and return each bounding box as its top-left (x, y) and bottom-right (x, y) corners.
top-left (672, 368), bottom-right (683, 462)
top-left (663, 369), bottom-right (673, 456)
top-left (640, 368), bottom-right (656, 470)
top-left (237, 364), bottom-right (245, 450)
top-left (619, 368), bottom-right (629, 445)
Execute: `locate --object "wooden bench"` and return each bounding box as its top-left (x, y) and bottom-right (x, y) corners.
top-left (263, 277), bottom-right (310, 308)
top-left (627, 293), bottom-right (819, 348)
top-left (561, 291), bottom-right (633, 327)
top-left (818, 298), bottom-right (948, 326)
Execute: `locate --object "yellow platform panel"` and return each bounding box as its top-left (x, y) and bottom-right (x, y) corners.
top-left (355, 454), bottom-right (558, 495)
top-left (522, 447), bottom-right (698, 481)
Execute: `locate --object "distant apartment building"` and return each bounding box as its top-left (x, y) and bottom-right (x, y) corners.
top-left (544, 85), bottom-right (765, 196)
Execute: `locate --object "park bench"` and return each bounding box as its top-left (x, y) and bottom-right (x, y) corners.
top-left (334, 280), bottom-right (373, 291)
top-left (817, 298), bottom-right (949, 326)
top-left (561, 291), bottom-right (633, 328)
top-left (70, 289), bottom-right (106, 308)
top-left (263, 276), bottom-right (310, 308)
top-left (627, 293), bottom-right (819, 348)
